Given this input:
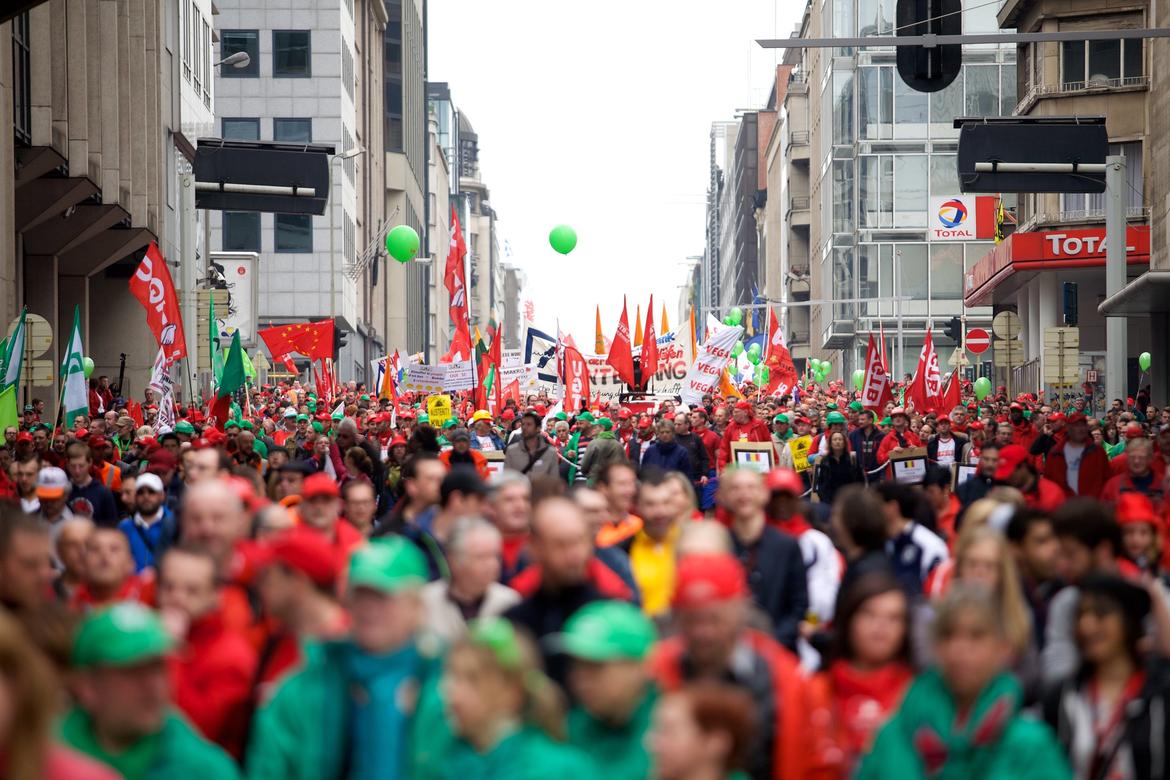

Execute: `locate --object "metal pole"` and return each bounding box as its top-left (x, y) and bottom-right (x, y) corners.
top-left (1104, 154), bottom-right (1127, 407)
top-left (328, 157), bottom-right (338, 320)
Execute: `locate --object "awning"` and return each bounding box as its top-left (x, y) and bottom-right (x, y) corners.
top-left (1098, 270), bottom-right (1170, 316)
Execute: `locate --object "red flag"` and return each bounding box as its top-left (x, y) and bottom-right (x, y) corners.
top-left (443, 205), bottom-right (473, 363)
top-left (606, 296), bottom-right (636, 388)
top-left (641, 295), bottom-right (659, 390)
top-left (489, 316), bottom-right (504, 411)
top-left (126, 399), bottom-right (144, 428)
top-left (563, 345), bottom-right (591, 413)
top-left (861, 333), bottom-right (894, 412)
top-left (907, 329), bottom-right (943, 414)
top-left (129, 242), bottom-right (188, 364)
top-left (503, 379), bottom-right (522, 406)
top-left (259, 320), bottom-right (335, 361)
top-left (763, 308), bottom-right (800, 397)
top-left (939, 368), bottom-right (961, 415)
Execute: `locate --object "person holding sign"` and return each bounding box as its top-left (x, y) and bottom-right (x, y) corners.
top-left (876, 408), bottom-right (923, 474)
top-left (717, 401), bottom-right (770, 472)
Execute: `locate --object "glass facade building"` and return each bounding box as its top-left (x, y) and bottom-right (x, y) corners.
top-left (808, 0), bottom-right (1015, 377)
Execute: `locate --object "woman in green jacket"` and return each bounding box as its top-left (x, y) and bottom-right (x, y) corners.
top-left (411, 618), bottom-right (598, 780)
top-left (857, 586), bottom-right (1072, 780)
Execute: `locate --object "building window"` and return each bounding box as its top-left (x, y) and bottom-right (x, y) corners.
top-left (1062, 141), bottom-right (1143, 215)
top-left (191, 3), bottom-right (202, 95)
top-left (222, 118), bottom-right (261, 140)
top-left (181, 0), bottom-right (190, 81)
top-left (1061, 38), bottom-right (1143, 87)
top-left (201, 20), bottom-right (211, 105)
top-left (342, 46), bottom-right (355, 100)
top-left (12, 12), bottom-right (31, 145)
top-left (275, 214), bottom-right (313, 253)
top-left (273, 30), bottom-right (311, 77)
top-left (896, 244), bottom-right (929, 300)
top-left (274, 118), bottom-right (312, 142)
top-left (930, 244), bottom-right (963, 300)
top-left (223, 212), bottom-right (261, 252)
top-left (220, 30), bottom-right (259, 77)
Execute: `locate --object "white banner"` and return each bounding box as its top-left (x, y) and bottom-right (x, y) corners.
top-left (395, 360), bottom-right (476, 394)
top-left (149, 347), bottom-right (177, 433)
top-left (679, 322), bottom-right (743, 407)
top-left (442, 360), bottom-right (476, 392)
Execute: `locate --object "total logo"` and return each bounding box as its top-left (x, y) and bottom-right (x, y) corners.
top-left (933, 198), bottom-right (974, 239)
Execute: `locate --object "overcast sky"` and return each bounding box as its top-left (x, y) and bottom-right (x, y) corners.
top-left (427, 1), bottom-right (804, 345)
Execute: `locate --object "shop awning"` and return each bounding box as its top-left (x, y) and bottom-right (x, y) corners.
top-left (1098, 270), bottom-right (1170, 316)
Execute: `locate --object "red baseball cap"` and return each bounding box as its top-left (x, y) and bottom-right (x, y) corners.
top-left (672, 554), bottom-right (749, 609)
top-left (994, 444), bottom-right (1031, 481)
top-left (147, 449), bottom-right (179, 474)
top-left (302, 472), bottom-right (341, 500)
top-left (637, 417), bottom-right (653, 431)
top-left (389, 435), bottom-right (407, 448)
top-left (501, 409), bottom-right (515, 421)
top-left (1125, 422), bottom-right (1145, 439)
top-left (734, 400), bottom-right (753, 412)
top-left (618, 408), bottom-right (633, 420)
top-left (765, 468), bottom-right (804, 496)
top-left (1116, 493), bottom-right (1160, 529)
top-left (15, 432), bottom-right (33, 444)
top-left (1067, 412), bottom-right (1088, 425)
top-left (264, 527), bottom-right (340, 589)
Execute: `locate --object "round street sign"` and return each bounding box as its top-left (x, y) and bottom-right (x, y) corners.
top-left (966, 327), bottom-right (991, 355)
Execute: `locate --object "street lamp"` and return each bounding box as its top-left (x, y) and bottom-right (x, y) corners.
top-left (214, 51), bottom-right (251, 69)
top-left (329, 146), bottom-right (366, 322)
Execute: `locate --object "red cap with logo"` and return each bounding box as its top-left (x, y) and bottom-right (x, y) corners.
top-left (302, 472), bottom-right (341, 500)
top-left (264, 527), bottom-right (340, 589)
top-left (994, 444), bottom-right (1031, 481)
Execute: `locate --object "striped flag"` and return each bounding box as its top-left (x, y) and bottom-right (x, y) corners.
top-left (61, 306), bottom-right (88, 428)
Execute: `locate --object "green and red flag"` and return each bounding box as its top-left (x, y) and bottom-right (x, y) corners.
top-left (209, 331), bottom-right (246, 430)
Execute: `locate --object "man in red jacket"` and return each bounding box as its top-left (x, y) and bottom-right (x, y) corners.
top-left (876, 407), bottom-right (923, 466)
top-left (157, 545), bottom-right (257, 758)
top-left (1042, 412), bottom-right (1110, 498)
top-left (996, 444), bottom-right (1065, 513)
top-left (1101, 437), bottom-right (1164, 509)
top-left (299, 472), bottom-right (365, 564)
top-left (717, 400), bottom-right (771, 471)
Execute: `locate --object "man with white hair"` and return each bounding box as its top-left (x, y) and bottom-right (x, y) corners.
top-left (420, 517), bottom-right (520, 642)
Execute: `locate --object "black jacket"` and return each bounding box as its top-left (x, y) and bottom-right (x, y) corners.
top-left (675, 432), bottom-right (709, 484)
top-left (813, 452), bottom-right (863, 504)
top-left (730, 525), bottom-right (809, 652)
top-left (956, 471), bottom-right (994, 508)
top-left (849, 426), bottom-right (886, 478)
top-left (504, 582), bottom-right (608, 688)
top-left (1043, 659), bottom-right (1170, 780)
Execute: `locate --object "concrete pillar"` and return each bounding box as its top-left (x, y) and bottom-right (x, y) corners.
top-left (1151, 313), bottom-right (1170, 407)
top-left (1036, 274), bottom-right (1059, 384)
top-left (0, 26), bottom-right (15, 329)
top-left (1028, 282), bottom-right (1042, 364)
top-left (24, 256), bottom-right (59, 402)
top-left (66, 0), bottom-right (89, 171)
top-left (99, 0), bottom-right (120, 199)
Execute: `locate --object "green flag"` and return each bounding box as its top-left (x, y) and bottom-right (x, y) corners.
top-left (61, 306), bottom-right (88, 428)
top-left (223, 346), bottom-right (255, 381)
top-left (210, 294), bottom-right (224, 385)
top-left (0, 312), bottom-right (23, 440)
top-left (218, 331), bottom-right (246, 399)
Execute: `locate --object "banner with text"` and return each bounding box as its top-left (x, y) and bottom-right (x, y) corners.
top-left (679, 322), bottom-right (744, 407)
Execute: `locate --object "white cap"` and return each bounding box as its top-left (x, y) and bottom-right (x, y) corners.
top-left (282, 407), bottom-right (298, 418)
top-left (135, 473), bottom-right (165, 493)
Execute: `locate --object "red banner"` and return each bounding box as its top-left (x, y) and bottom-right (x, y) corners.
top-left (443, 205), bottom-right (473, 362)
top-left (907, 328), bottom-right (942, 414)
top-left (129, 242), bottom-right (187, 364)
top-left (641, 295), bottom-right (659, 390)
top-left (861, 333), bottom-right (893, 411)
top-left (606, 297), bottom-right (636, 388)
top-left (563, 345), bottom-right (591, 413)
top-left (764, 307), bottom-right (799, 398)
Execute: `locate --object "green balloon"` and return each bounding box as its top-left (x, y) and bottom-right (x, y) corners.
top-left (723, 316), bottom-right (735, 326)
top-left (82, 356), bottom-right (95, 379)
top-left (747, 343), bottom-right (762, 358)
top-left (853, 368), bottom-right (865, 391)
top-left (728, 307), bottom-right (744, 327)
top-left (1139, 351), bottom-right (1152, 372)
top-left (974, 376), bottom-right (992, 400)
top-left (549, 224), bottom-right (578, 255)
top-left (385, 225), bottom-right (420, 263)
top-left (731, 342), bottom-right (744, 359)
top-left (748, 350), bottom-right (762, 366)
top-left (759, 365), bottom-right (770, 385)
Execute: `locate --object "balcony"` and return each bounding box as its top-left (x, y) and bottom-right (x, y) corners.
top-left (1018, 207), bottom-right (1149, 233)
top-left (1015, 76), bottom-right (1149, 115)
top-left (786, 130), bottom-right (810, 163)
top-left (821, 318), bottom-right (855, 350)
top-left (787, 195), bottom-right (810, 229)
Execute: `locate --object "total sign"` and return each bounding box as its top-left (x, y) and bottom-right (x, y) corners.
top-left (929, 196), bottom-right (998, 242)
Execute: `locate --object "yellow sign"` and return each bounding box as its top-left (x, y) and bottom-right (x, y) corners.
top-left (789, 435), bottom-right (813, 473)
top-left (426, 394), bottom-right (453, 427)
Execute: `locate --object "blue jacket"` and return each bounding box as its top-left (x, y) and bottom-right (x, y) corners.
top-left (639, 441), bottom-right (692, 476)
top-left (118, 507), bottom-right (178, 572)
top-left (470, 432), bottom-right (505, 451)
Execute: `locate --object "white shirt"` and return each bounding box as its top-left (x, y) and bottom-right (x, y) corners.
top-left (935, 436), bottom-right (956, 465)
top-left (1063, 442), bottom-right (1085, 494)
top-left (475, 435), bottom-right (498, 452)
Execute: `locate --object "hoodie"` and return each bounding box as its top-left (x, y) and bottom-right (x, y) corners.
top-left (717, 414), bottom-right (772, 470)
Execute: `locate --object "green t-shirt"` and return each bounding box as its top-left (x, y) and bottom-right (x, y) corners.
top-left (60, 708), bottom-right (160, 780)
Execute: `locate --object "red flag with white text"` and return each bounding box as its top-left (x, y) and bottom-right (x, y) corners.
top-left (641, 295), bottom-right (659, 390)
top-left (861, 333), bottom-right (894, 412)
top-left (606, 297), bottom-right (637, 388)
top-left (129, 242), bottom-right (188, 364)
top-left (764, 308), bottom-right (800, 398)
top-left (442, 205), bottom-right (473, 363)
top-left (563, 345), bottom-right (591, 413)
top-left (907, 329), bottom-right (943, 414)
top-left (939, 368), bottom-right (961, 415)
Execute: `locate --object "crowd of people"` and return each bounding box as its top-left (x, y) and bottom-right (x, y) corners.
top-left (2, 375), bottom-right (1170, 779)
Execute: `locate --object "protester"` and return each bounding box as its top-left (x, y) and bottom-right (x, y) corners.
top-left (856, 587), bottom-right (1071, 779)
top-left (65, 442), bottom-right (118, 525)
top-left (61, 603), bottom-right (242, 779)
top-left (420, 517), bottom-right (520, 642)
top-left (626, 469), bottom-right (689, 618)
top-left (70, 528), bottom-right (150, 611)
top-left (579, 417), bottom-right (627, 483)
top-left (648, 683), bottom-right (757, 780)
top-left (0, 510), bottom-right (55, 612)
top-left (814, 429), bottom-right (864, 504)
top-left (116, 472), bottom-right (177, 572)
top-left (503, 410), bottom-right (560, 476)
top-left (641, 418), bottom-right (693, 477)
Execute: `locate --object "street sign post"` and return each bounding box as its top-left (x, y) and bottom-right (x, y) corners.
top-left (992, 311), bottom-right (1023, 395)
top-left (1043, 327), bottom-right (1080, 386)
top-left (966, 328), bottom-right (991, 355)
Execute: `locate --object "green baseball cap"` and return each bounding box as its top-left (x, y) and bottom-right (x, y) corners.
top-left (360, 394), bottom-right (370, 401)
top-left (296, 414), bottom-right (309, 423)
top-left (554, 412), bottom-right (568, 421)
top-left (826, 403), bottom-right (838, 411)
top-left (348, 537), bottom-right (428, 594)
top-left (73, 603), bottom-right (173, 668)
top-left (224, 419), bottom-right (241, 430)
top-left (417, 413), bottom-right (430, 424)
top-left (311, 421), bottom-right (323, 433)
top-left (175, 421), bottom-right (195, 435)
top-left (596, 417), bottom-right (613, 431)
top-left (773, 414), bottom-right (789, 424)
top-left (826, 411), bottom-right (847, 425)
top-left (577, 411), bottom-right (595, 423)
top-left (880, 416), bottom-right (892, 426)
top-left (239, 420), bottom-right (254, 431)
top-left (552, 601), bottom-right (657, 662)
top-left (442, 418), bottom-right (458, 430)
top-left (848, 401), bottom-right (863, 412)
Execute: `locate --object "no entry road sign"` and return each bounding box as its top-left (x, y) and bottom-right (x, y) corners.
top-left (966, 328), bottom-right (991, 354)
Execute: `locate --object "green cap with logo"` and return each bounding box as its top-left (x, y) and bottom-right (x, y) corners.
top-left (296, 413), bottom-right (309, 423)
top-left (826, 411), bottom-right (847, 425)
top-left (348, 537), bottom-right (428, 594)
top-left (577, 411), bottom-right (595, 424)
top-left (773, 414), bottom-right (789, 425)
top-left (595, 417), bottom-right (613, 431)
top-left (417, 413), bottom-right (430, 425)
top-left (175, 421), bottom-right (195, 435)
top-left (73, 603), bottom-right (173, 668)
top-left (848, 401), bottom-right (863, 412)
top-left (552, 600), bottom-right (657, 662)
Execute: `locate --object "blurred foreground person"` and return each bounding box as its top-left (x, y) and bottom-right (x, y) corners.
top-left (60, 603), bottom-right (241, 779)
top-left (246, 537), bottom-right (434, 780)
top-left (561, 601), bottom-right (658, 779)
top-left (411, 617), bottom-right (597, 779)
top-left (648, 684), bottom-right (756, 780)
top-left (0, 610), bottom-right (118, 780)
top-left (857, 586), bottom-right (1070, 779)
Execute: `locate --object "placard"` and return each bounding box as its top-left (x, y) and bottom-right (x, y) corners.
top-left (788, 435), bottom-right (813, 473)
top-left (399, 364), bottom-right (447, 394)
top-left (730, 441), bottom-right (775, 474)
top-left (955, 463), bottom-right (978, 487)
top-left (890, 446), bottom-right (928, 485)
top-left (442, 360), bottom-right (476, 392)
top-left (483, 450), bottom-right (506, 478)
top-left (426, 394), bottom-right (452, 427)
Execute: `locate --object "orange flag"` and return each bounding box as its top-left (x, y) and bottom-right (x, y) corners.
top-left (719, 368), bottom-right (744, 399)
top-left (633, 304), bottom-right (643, 346)
top-left (594, 305), bottom-right (605, 354)
top-left (660, 303), bottom-right (670, 333)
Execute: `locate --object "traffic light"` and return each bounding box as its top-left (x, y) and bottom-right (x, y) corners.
top-left (896, 0), bottom-right (962, 93)
top-left (333, 317), bottom-right (348, 359)
top-left (943, 316), bottom-right (962, 343)
top-left (1063, 282), bottom-right (1078, 326)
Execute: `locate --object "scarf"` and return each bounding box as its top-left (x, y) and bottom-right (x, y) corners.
top-left (829, 661), bottom-right (915, 760)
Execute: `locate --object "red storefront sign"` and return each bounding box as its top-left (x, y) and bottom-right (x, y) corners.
top-left (964, 225), bottom-right (1150, 307)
